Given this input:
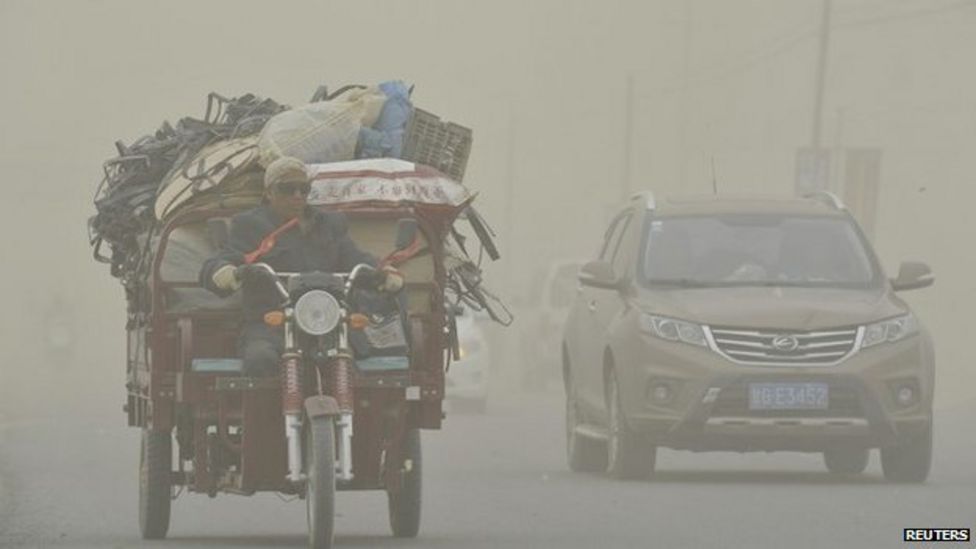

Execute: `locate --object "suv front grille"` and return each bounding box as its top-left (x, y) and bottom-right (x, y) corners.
top-left (708, 327), bottom-right (860, 366)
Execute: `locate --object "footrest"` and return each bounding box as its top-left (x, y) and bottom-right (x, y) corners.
top-left (191, 358), bottom-right (244, 374)
top-left (356, 356), bottom-right (409, 372)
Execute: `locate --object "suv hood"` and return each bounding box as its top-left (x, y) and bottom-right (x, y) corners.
top-left (639, 286), bottom-right (905, 330)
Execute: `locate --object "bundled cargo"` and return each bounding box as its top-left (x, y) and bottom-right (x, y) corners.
top-left (88, 81), bottom-right (489, 322)
top-left (89, 92), bottom-right (288, 283)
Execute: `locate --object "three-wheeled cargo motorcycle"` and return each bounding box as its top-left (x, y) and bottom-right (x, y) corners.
top-left (125, 159), bottom-right (483, 548)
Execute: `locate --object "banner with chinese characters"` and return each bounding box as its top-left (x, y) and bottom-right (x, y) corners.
top-left (307, 158), bottom-right (473, 207)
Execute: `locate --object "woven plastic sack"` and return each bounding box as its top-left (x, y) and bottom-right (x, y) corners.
top-left (257, 87), bottom-right (386, 167)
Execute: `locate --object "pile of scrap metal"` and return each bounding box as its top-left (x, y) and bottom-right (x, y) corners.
top-left (88, 92), bottom-right (285, 282)
top-left (87, 81), bottom-right (509, 325)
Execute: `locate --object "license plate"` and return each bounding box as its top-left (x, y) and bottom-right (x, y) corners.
top-left (748, 383), bottom-right (828, 410)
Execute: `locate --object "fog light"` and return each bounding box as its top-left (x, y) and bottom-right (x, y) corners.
top-left (652, 384), bottom-right (671, 403)
top-left (896, 386), bottom-right (915, 406)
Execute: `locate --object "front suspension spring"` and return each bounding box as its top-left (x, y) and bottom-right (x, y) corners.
top-left (280, 352), bottom-right (303, 415)
top-left (331, 355), bottom-right (354, 413)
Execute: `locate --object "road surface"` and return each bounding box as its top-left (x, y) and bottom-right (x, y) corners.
top-left (1, 390), bottom-right (973, 548)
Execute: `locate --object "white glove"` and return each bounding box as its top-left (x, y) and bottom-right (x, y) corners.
top-left (379, 266), bottom-right (404, 293)
top-left (212, 264), bottom-right (241, 292)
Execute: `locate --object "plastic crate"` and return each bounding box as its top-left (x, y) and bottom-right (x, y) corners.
top-left (402, 108), bottom-right (473, 182)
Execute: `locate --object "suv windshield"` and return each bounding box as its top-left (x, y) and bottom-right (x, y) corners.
top-left (639, 214), bottom-right (879, 289)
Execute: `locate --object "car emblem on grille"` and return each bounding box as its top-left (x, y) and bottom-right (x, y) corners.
top-left (771, 335), bottom-right (799, 351)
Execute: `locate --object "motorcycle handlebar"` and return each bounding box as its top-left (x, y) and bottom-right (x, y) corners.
top-left (234, 262), bottom-right (382, 299)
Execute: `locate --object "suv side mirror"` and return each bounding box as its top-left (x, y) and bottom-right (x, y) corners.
top-left (891, 261), bottom-right (934, 291)
top-left (578, 260), bottom-right (623, 291)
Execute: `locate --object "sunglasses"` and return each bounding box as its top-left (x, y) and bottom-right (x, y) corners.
top-left (275, 181), bottom-right (312, 197)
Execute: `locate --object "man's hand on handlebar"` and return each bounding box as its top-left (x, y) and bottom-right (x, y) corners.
top-left (212, 264), bottom-right (242, 292)
top-left (379, 266), bottom-right (404, 293)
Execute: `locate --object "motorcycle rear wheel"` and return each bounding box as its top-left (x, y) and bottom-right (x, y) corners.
top-left (139, 428), bottom-right (172, 540)
top-left (388, 428), bottom-right (422, 538)
top-left (306, 416), bottom-right (337, 549)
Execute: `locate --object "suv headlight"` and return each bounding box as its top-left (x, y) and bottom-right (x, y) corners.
top-left (294, 290), bottom-right (341, 335)
top-left (639, 314), bottom-right (707, 347)
top-left (861, 313), bottom-right (918, 349)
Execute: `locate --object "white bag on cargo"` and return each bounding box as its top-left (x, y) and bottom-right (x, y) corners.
top-left (257, 86), bottom-right (386, 167)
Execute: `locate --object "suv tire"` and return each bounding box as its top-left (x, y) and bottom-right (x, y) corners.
top-left (606, 369), bottom-right (656, 480)
top-left (880, 420), bottom-right (932, 483)
top-left (823, 447), bottom-right (869, 475)
top-left (566, 380), bottom-right (608, 473)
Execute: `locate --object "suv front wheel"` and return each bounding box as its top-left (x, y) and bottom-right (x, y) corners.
top-left (606, 369), bottom-right (656, 480)
top-left (566, 380), bottom-right (608, 473)
top-left (880, 420), bottom-right (932, 483)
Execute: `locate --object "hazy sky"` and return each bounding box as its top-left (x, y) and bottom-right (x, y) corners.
top-left (1, 0), bottom-right (974, 410)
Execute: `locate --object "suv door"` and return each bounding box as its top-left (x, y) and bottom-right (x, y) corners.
top-left (574, 210), bottom-right (634, 418)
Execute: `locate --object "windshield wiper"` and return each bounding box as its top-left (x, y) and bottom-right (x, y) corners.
top-left (701, 280), bottom-right (864, 288)
top-left (646, 278), bottom-right (712, 288)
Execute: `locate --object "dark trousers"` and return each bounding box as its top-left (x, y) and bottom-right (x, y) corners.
top-left (238, 322), bottom-right (284, 376)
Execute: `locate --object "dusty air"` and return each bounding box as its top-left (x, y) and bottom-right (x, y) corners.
top-left (0, 2), bottom-right (973, 548)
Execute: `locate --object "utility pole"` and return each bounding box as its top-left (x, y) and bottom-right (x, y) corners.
top-left (679, 0), bottom-right (694, 189)
top-left (811, 0), bottom-right (833, 149)
top-left (621, 72), bottom-right (634, 203)
top-left (501, 105), bottom-right (518, 389)
top-left (797, 0), bottom-right (833, 195)
top-left (503, 105), bottom-right (516, 289)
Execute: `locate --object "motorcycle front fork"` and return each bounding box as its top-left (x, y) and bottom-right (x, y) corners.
top-left (331, 352), bottom-right (356, 483)
top-left (284, 410), bottom-right (353, 484)
top-left (281, 329), bottom-right (356, 485)
top-left (336, 412), bottom-right (354, 482)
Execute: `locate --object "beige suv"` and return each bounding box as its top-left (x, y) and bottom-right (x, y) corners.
top-left (562, 192), bottom-right (935, 482)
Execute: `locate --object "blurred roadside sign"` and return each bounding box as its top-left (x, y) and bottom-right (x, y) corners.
top-left (795, 148), bottom-right (830, 194)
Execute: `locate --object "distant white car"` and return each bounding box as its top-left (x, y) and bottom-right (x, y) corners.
top-left (445, 304), bottom-right (491, 412)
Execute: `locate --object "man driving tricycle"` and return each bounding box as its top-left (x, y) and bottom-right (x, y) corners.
top-left (200, 156), bottom-right (405, 377)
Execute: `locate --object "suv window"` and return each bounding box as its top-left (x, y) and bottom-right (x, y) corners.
top-left (639, 214), bottom-right (880, 288)
top-left (611, 213), bottom-right (637, 276)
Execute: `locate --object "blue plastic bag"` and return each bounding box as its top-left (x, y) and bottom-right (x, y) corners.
top-left (357, 80), bottom-right (413, 158)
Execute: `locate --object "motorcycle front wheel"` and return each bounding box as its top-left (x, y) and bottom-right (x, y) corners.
top-left (306, 416), bottom-right (336, 549)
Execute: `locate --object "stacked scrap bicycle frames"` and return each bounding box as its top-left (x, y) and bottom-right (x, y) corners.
top-left (88, 82), bottom-right (509, 325)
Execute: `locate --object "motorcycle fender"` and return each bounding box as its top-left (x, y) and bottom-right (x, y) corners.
top-left (305, 395), bottom-right (341, 419)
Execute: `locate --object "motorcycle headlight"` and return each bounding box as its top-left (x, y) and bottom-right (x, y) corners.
top-left (639, 314), bottom-right (707, 347)
top-left (294, 290), bottom-right (341, 336)
top-left (861, 313), bottom-right (918, 349)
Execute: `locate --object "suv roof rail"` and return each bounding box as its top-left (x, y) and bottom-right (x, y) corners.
top-left (803, 190), bottom-right (845, 210)
top-left (630, 191), bottom-right (656, 210)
